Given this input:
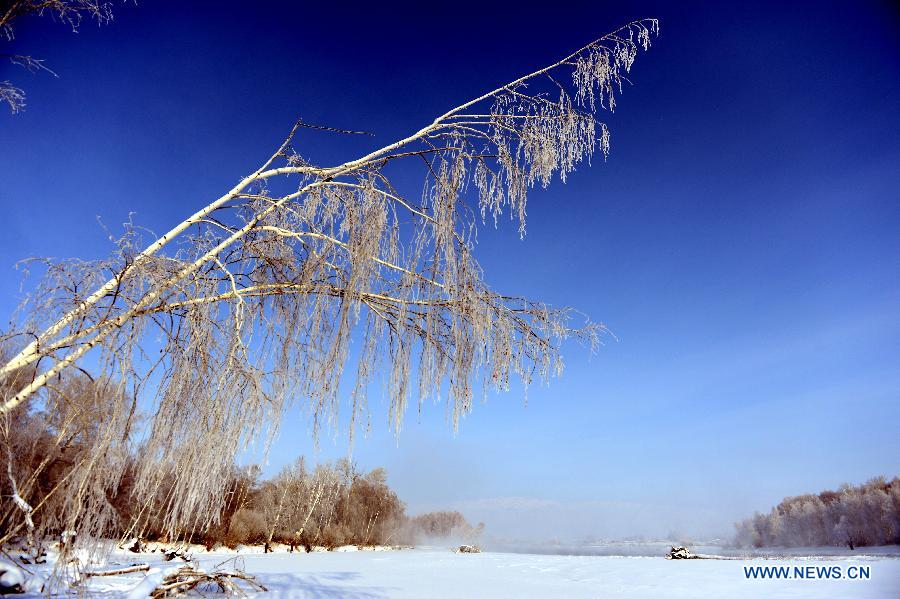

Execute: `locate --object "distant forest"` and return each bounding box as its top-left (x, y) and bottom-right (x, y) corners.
top-left (0, 385), bottom-right (481, 551)
top-left (0, 369), bottom-right (484, 552)
top-left (735, 477), bottom-right (900, 548)
top-left (203, 462), bottom-right (483, 550)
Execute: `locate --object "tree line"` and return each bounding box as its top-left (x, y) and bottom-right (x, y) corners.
top-left (735, 477), bottom-right (900, 548)
top-left (0, 367), bottom-right (480, 553)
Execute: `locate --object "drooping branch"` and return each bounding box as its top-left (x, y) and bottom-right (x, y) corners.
top-left (0, 18), bottom-right (659, 547)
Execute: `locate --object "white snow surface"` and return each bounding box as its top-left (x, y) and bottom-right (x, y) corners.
top-left (0, 559), bottom-right (26, 588)
top-left (26, 546), bottom-right (892, 598)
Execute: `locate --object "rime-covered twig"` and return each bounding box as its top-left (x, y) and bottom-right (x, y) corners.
top-left (148, 565), bottom-right (267, 597)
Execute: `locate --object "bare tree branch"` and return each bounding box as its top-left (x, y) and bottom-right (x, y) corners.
top-left (0, 18), bottom-right (659, 552)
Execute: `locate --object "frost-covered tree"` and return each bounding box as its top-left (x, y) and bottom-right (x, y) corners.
top-left (0, 18), bottom-right (660, 552)
top-left (406, 510), bottom-right (483, 543)
top-left (735, 477), bottom-right (900, 548)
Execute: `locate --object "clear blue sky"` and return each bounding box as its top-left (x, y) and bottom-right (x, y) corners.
top-left (1, 1), bottom-right (898, 541)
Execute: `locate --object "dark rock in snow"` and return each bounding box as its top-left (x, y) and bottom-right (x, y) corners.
top-left (666, 546), bottom-right (698, 560)
top-left (163, 549), bottom-right (192, 562)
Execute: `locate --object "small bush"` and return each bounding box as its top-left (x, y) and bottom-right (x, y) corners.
top-left (226, 509), bottom-right (268, 547)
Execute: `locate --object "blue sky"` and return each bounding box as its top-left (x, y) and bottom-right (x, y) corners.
top-left (1, 1), bottom-right (898, 540)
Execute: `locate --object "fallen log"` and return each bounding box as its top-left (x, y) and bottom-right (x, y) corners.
top-left (85, 564), bottom-right (151, 577)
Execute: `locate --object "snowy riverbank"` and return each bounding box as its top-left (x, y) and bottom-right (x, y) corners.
top-left (14, 545), bottom-right (898, 597)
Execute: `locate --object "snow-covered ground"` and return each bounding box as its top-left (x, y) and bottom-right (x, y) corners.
top-left (20, 545), bottom-right (897, 598)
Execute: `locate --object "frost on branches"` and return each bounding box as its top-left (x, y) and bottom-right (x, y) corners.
top-left (0, 19), bottom-right (659, 556)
